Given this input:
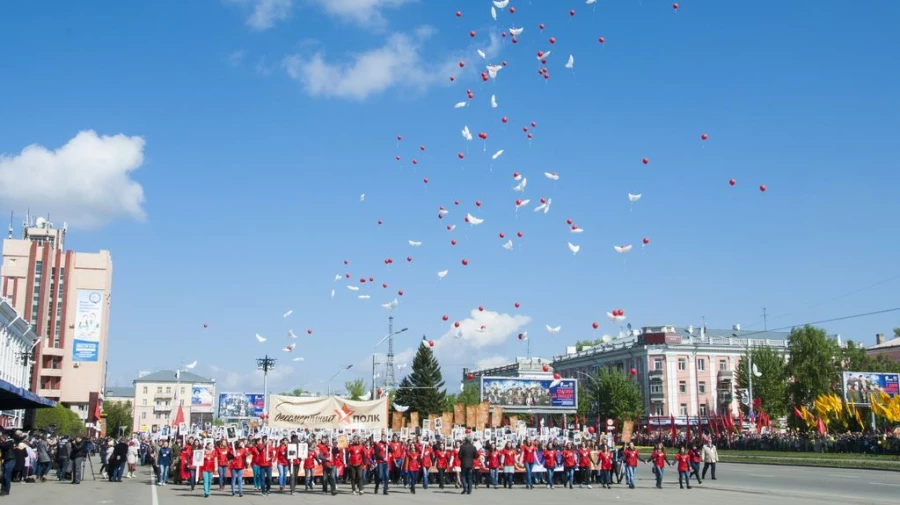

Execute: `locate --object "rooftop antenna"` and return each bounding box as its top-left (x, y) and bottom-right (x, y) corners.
top-left (7, 211), bottom-right (12, 239)
top-left (761, 307), bottom-right (768, 330)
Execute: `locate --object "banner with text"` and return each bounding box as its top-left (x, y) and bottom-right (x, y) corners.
top-left (480, 377), bottom-right (577, 412)
top-left (842, 372), bottom-right (900, 405)
top-left (73, 289), bottom-right (104, 362)
top-left (269, 395), bottom-right (388, 430)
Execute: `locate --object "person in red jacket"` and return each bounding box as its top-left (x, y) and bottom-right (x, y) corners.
top-left (622, 442), bottom-right (640, 489)
top-left (286, 434), bottom-right (303, 495)
top-left (450, 441), bottom-right (461, 488)
top-left (472, 446), bottom-right (484, 489)
top-left (362, 439), bottom-right (374, 491)
top-left (645, 442), bottom-right (671, 489)
top-left (561, 442), bottom-right (577, 489)
top-left (389, 435), bottom-right (404, 486)
top-left (229, 440), bottom-right (246, 497)
top-left (541, 443), bottom-right (558, 489)
top-left (404, 442), bottom-right (421, 494)
top-left (275, 438), bottom-right (289, 492)
top-left (576, 443), bottom-right (592, 489)
top-left (319, 438), bottom-right (337, 495)
top-left (598, 445), bottom-right (614, 489)
top-left (250, 436), bottom-right (274, 495)
top-left (201, 443), bottom-right (216, 497)
top-left (434, 442), bottom-right (449, 489)
top-left (674, 446), bottom-right (692, 489)
top-left (688, 444), bottom-right (702, 485)
top-left (501, 441), bottom-right (517, 488)
top-left (520, 438), bottom-right (536, 489)
top-left (373, 435), bottom-right (390, 495)
top-left (303, 442), bottom-right (317, 492)
top-left (214, 440), bottom-right (230, 491)
top-left (420, 442), bottom-right (434, 489)
top-left (347, 436), bottom-right (365, 495)
top-left (180, 441), bottom-right (195, 491)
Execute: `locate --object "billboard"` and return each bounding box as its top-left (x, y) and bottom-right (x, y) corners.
top-left (73, 289), bottom-right (104, 362)
top-left (842, 372), bottom-right (899, 405)
top-left (191, 385), bottom-right (215, 409)
top-left (480, 377), bottom-right (578, 411)
top-left (268, 395), bottom-right (388, 430)
top-left (217, 393), bottom-right (265, 419)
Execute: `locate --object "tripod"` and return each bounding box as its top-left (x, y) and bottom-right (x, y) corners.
top-left (82, 453), bottom-right (97, 481)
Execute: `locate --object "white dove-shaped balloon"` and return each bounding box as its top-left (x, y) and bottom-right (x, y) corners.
top-left (439, 208), bottom-right (449, 215)
top-left (292, 357), bottom-right (305, 362)
top-left (542, 50), bottom-right (552, 59)
top-left (586, 0), bottom-right (597, 5)
top-left (628, 193), bottom-right (642, 202)
top-left (393, 403), bottom-right (409, 412)
top-left (502, 240), bottom-right (513, 250)
top-left (565, 55), bottom-right (574, 69)
top-left (347, 285), bottom-right (360, 291)
top-left (284, 343), bottom-right (295, 352)
top-left (493, 0), bottom-right (509, 8)
top-left (478, 49), bottom-right (486, 59)
top-left (532, 198), bottom-right (552, 214)
top-left (437, 270), bottom-right (448, 279)
top-left (408, 240), bottom-right (422, 247)
top-left (549, 379), bottom-right (562, 389)
top-left (462, 125), bottom-right (473, 140)
top-left (546, 325), bottom-right (562, 335)
top-left (184, 360), bottom-right (198, 370)
top-left (515, 199), bottom-right (531, 209)
top-left (513, 178), bottom-right (527, 192)
top-left (358, 295), bottom-right (371, 300)
top-left (361, 391), bottom-right (372, 401)
top-left (491, 94), bottom-right (498, 108)
top-left (255, 333), bottom-right (266, 343)
top-left (607, 312), bottom-right (626, 322)
top-left (359, 193), bottom-right (365, 202)
top-left (330, 289), bottom-right (335, 299)
top-left (614, 245), bottom-right (633, 254)
top-left (571, 227), bottom-right (584, 234)
top-left (491, 6), bottom-right (497, 20)
top-left (334, 274), bottom-right (342, 281)
top-left (466, 213), bottom-right (484, 225)
top-left (492, 149), bottom-right (504, 160)
top-left (487, 65), bottom-right (502, 79)
top-left (568, 242), bottom-right (581, 255)
top-left (288, 329), bottom-right (297, 339)
top-left (544, 172), bottom-right (560, 180)
top-left (283, 310), bottom-right (293, 318)
top-left (454, 101), bottom-right (468, 109)
top-left (509, 27), bottom-right (523, 36)
top-left (381, 298), bottom-right (399, 310)
top-left (534, 202), bottom-right (548, 213)
top-left (447, 224), bottom-right (456, 231)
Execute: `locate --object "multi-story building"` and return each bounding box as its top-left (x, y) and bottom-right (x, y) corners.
top-left (551, 325), bottom-right (791, 420)
top-left (0, 297), bottom-right (54, 428)
top-left (132, 370), bottom-right (216, 433)
top-left (104, 386), bottom-right (135, 405)
top-left (1, 215), bottom-right (112, 425)
top-left (867, 333), bottom-right (900, 362)
top-left (462, 356), bottom-right (554, 384)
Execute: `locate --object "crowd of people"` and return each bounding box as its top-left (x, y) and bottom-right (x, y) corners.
top-left (627, 429), bottom-right (900, 455)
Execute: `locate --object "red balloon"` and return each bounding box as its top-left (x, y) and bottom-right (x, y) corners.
top-left (458, 61), bottom-right (465, 68)
top-left (345, 273), bottom-right (351, 278)
top-left (729, 178), bottom-right (736, 186)
top-left (397, 135), bottom-right (402, 141)
top-left (478, 306), bottom-right (484, 312)
top-left (598, 36), bottom-right (605, 44)
top-left (515, 199), bottom-right (522, 206)
top-left (451, 239), bottom-right (457, 246)
top-left (542, 364), bottom-right (550, 372)
top-left (566, 219), bottom-right (573, 225)
top-left (454, 321), bottom-right (460, 328)
top-left (630, 368), bottom-right (637, 376)
top-left (642, 237), bottom-right (650, 245)
top-left (512, 172), bottom-right (519, 179)
top-left (511, 37), bottom-right (518, 44)
top-left (377, 220), bottom-right (383, 225)
top-left (570, 9), bottom-right (575, 16)
top-left (502, 61), bottom-right (507, 66)
top-left (517, 231), bottom-right (523, 238)
top-left (467, 373), bottom-right (474, 380)
top-left (501, 116), bottom-right (508, 123)
top-left (397, 290), bottom-right (404, 296)
top-left (359, 278), bottom-right (366, 283)
top-left (412, 159), bottom-right (417, 165)
top-left (588, 426), bottom-right (596, 434)
top-left (759, 184), bottom-right (767, 192)
top-left (449, 76), bottom-right (455, 82)
top-left (571, 225), bottom-right (579, 231)
top-left (553, 373), bottom-right (561, 380)
top-left (454, 200), bottom-right (460, 205)
top-left (701, 133), bottom-right (709, 141)
top-left (423, 177), bottom-right (428, 184)
top-left (673, 3), bottom-right (679, 10)
top-left (518, 333), bottom-right (525, 341)
top-left (481, 72), bottom-right (488, 81)
top-left (442, 315), bottom-right (449, 321)
top-left (377, 388), bottom-right (383, 396)
top-left (527, 133), bottom-right (533, 138)
top-left (461, 259), bottom-right (469, 266)
top-left (343, 259), bottom-right (349, 265)
top-left (540, 197), bottom-right (546, 204)
top-left (382, 283), bottom-right (388, 288)
top-left (395, 155), bottom-right (400, 160)
top-left (469, 30), bottom-right (476, 38)
top-left (514, 302), bottom-right (520, 308)
top-left (499, 232), bottom-right (505, 238)
top-left (475, 201), bottom-right (482, 207)
top-left (429, 340), bottom-right (435, 347)
top-left (592, 322), bottom-right (599, 329)
top-left (458, 153), bottom-right (465, 159)
top-left (539, 23), bottom-right (545, 30)
top-left (203, 323), bottom-right (208, 329)
top-left (537, 51), bottom-right (544, 58)
top-left (455, 11), bottom-right (461, 17)
top-left (509, 7), bottom-right (515, 14)
top-left (531, 121), bottom-right (537, 127)
top-left (549, 36), bottom-right (556, 44)
top-left (307, 329), bottom-right (313, 335)
top-left (642, 157), bottom-right (649, 165)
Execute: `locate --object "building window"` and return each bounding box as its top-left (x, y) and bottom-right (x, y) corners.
top-left (678, 358), bottom-right (686, 371)
top-left (653, 403), bottom-right (664, 416)
top-left (680, 404), bottom-right (688, 416)
top-left (699, 381), bottom-right (706, 394)
top-left (142, 399), bottom-right (147, 406)
top-left (719, 359), bottom-right (727, 371)
top-left (143, 387), bottom-right (148, 394)
top-left (697, 359), bottom-right (706, 371)
top-left (141, 412), bottom-right (146, 419)
top-left (181, 387), bottom-right (186, 395)
top-left (650, 384), bottom-right (663, 394)
top-left (654, 359), bottom-right (662, 371)
top-left (679, 381), bottom-right (687, 393)
top-left (166, 387), bottom-right (171, 394)
top-left (699, 404), bottom-right (707, 416)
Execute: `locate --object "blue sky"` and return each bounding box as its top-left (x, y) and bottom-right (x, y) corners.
top-left (1, 1), bottom-right (898, 395)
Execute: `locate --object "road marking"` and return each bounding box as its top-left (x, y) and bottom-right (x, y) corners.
top-left (151, 473), bottom-right (159, 505)
top-left (869, 482), bottom-right (900, 487)
top-left (748, 474), bottom-right (774, 477)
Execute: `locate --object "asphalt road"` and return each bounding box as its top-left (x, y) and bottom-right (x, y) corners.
top-left (5, 458), bottom-right (898, 505)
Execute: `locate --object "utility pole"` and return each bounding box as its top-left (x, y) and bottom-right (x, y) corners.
top-left (761, 307), bottom-right (768, 330)
top-left (256, 355), bottom-right (276, 421)
top-left (386, 316), bottom-right (396, 390)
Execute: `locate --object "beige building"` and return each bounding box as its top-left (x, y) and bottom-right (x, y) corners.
top-left (132, 370), bottom-right (216, 434)
top-left (1, 216), bottom-right (112, 424)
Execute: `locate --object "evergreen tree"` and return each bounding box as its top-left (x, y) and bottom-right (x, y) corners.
top-left (393, 338), bottom-right (446, 415)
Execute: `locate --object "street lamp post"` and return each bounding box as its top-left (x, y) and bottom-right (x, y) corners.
top-left (372, 327), bottom-right (408, 399)
top-left (327, 364), bottom-right (354, 396)
top-left (256, 355), bottom-right (277, 421)
top-left (574, 371), bottom-right (601, 428)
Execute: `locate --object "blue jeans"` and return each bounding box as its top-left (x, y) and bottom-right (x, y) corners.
top-left (2, 459), bottom-right (15, 494)
top-left (278, 464), bottom-right (288, 487)
top-left (218, 466), bottom-right (227, 487)
top-left (421, 468), bottom-right (429, 489)
top-left (252, 465), bottom-right (260, 488)
top-left (202, 471), bottom-right (212, 495)
top-left (377, 462), bottom-right (389, 493)
top-left (158, 463), bottom-right (170, 484)
top-left (231, 469), bottom-right (244, 495)
top-left (625, 465), bottom-right (635, 487)
top-left (654, 466), bottom-right (664, 487)
top-left (524, 462), bottom-right (533, 487)
top-left (565, 467), bottom-right (575, 487)
top-left (112, 462), bottom-right (125, 481)
top-left (679, 470), bottom-right (691, 488)
top-left (489, 468), bottom-right (498, 486)
top-left (461, 467), bottom-right (473, 493)
top-left (36, 461), bottom-right (51, 480)
top-left (259, 466), bottom-right (272, 494)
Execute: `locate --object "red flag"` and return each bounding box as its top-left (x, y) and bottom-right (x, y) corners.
top-left (686, 418), bottom-right (692, 441)
top-left (173, 404), bottom-right (185, 427)
top-left (792, 406), bottom-right (804, 421)
top-left (93, 402), bottom-right (102, 422)
top-left (816, 417), bottom-right (826, 436)
top-left (669, 415), bottom-right (677, 444)
top-left (738, 409), bottom-right (744, 433)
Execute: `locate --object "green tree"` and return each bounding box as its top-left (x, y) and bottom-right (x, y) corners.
top-left (35, 404), bottom-right (73, 434)
top-left (393, 339), bottom-right (446, 416)
top-left (282, 388), bottom-right (311, 397)
top-left (894, 327), bottom-right (900, 339)
top-left (785, 325), bottom-right (840, 408)
top-left (584, 367), bottom-right (645, 422)
top-left (345, 378), bottom-right (368, 400)
top-left (212, 418), bottom-right (225, 427)
top-left (736, 346), bottom-right (789, 418)
top-left (574, 339), bottom-right (604, 352)
top-left (104, 401), bottom-right (133, 437)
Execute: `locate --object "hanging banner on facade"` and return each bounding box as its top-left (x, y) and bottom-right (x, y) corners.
top-left (842, 372), bottom-right (900, 404)
top-left (480, 377), bottom-right (578, 412)
top-left (217, 393), bottom-right (265, 419)
top-left (191, 385), bottom-right (215, 409)
top-left (73, 289), bottom-right (104, 362)
top-left (268, 395), bottom-right (388, 430)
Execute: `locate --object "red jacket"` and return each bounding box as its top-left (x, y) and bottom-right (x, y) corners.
top-left (275, 445), bottom-right (289, 466)
top-left (435, 450), bottom-right (449, 469)
top-left (623, 448), bottom-right (640, 467)
top-left (599, 451), bottom-right (613, 471)
top-left (251, 443), bottom-right (274, 467)
top-left (421, 447), bottom-right (433, 468)
top-left (577, 448), bottom-right (591, 468)
top-left (521, 444), bottom-right (536, 464)
top-left (201, 452), bottom-right (216, 473)
top-left (675, 454), bottom-right (690, 472)
top-left (229, 448), bottom-right (246, 470)
top-left (502, 449), bottom-right (517, 467)
top-left (348, 444), bottom-right (365, 466)
top-left (215, 447), bottom-right (230, 467)
top-left (405, 451), bottom-right (421, 472)
top-left (562, 449), bottom-right (576, 468)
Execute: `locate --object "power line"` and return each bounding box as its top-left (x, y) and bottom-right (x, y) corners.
top-left (738, 306), bottom-right (900, 338)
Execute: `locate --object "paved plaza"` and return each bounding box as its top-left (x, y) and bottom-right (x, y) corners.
top-left (5, 457), bottom-right (899, 505)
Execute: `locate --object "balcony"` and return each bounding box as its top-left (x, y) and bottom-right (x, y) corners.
top-left (649, 369), bottom-right (664, 379)
top-left (39, 368), bottom-right (63, 377)
top-left (153, 404), bottom-right (173, 413)
top-left (649, 388), bottom-right (665, 400)
top-left (718, 370), bottom-right (734, 380)
top-left (38, 389), bottom-right (61, 399)
top-left (42, 347), bottom-right (64, 357)
top-left (154, 392), bottom-right (174, 400)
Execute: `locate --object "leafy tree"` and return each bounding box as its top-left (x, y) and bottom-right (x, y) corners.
top-left (841, 340), bottom-right (900, 374)
top-left (212, 418), bottom-right (225, 427)
top-left (575, 339), bottom-right (604, 352)
top-left (393, 339), bottom-right (446, 416)
top-left (444, 383), bottom-right (481, 411)
top-left (785, 325), bottom-right (840, 408)
top-left (35, 404), bottom-right (85, 437)
top-left (281, 388), bottom-right (311, 397)
top-left (894, 327), bottom-right (900, 339)
top-left (584, 367), bottom-right (645, 422)
top-left (104, 401), bottom-right (133, 437)
top-left (345, 378), bottom-right (368, 400)
top-left (736, 346), bottom-right (789, 418)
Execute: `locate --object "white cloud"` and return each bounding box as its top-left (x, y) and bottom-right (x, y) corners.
top-left (306, 0), bottom-right (415, 29)
top-left (434, 309), bottom-right (532, 351)
top-left (227, 0), bottom-right (293, 31)
top-left (475, 356), bottom-right (512, 370)
top-left (0, 130), bottom-right (147, 228)
top-left (219, 365), bottom-right (296, 391)
top-left (283, 26), bottom-right (454, 101)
